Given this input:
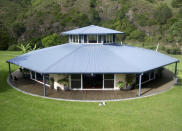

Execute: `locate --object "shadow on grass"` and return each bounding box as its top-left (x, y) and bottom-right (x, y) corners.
top-left (0, 70), bottom-right (12, 93)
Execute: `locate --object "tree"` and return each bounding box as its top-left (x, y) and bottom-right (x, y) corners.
top-left (154, 4), bottom-right (172, 24)
top-left (0, 22), bottom-right (11, 50)
top-left (171, 0), bottom-right (182, 8)
top-left (41, 33), bottom-right (61, 47)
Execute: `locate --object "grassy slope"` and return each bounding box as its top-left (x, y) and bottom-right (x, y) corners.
top-left (0, 51), bottom-right (182, 131)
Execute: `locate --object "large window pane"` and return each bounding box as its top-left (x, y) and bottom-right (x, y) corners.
top-left (71, 74), bottom-right (81, 79)
top-left (84, 35), bottom-right (87, 43)
top-left (104, 74), bottom-right (114, 79)
top-left (104, 74), bottom-right (114, 88)
top-left (88, 35), bottom-right (97, 43)
top-left (70, 35), bottom-right (73, 42)
top-left (71, 80), bottom-right (81, 88)
top-left (71, 74), bottom-right (81, 89)
top-left (104, 80), bottom-right (114, 88)
top-left (98, 35), bottom-right (101, 43)
top-left (103, 35), bottom-right (106, 43)
top-left (113, 35), bottom-right (116, 43)
top-left (79, 35), bottom-right (81, 43)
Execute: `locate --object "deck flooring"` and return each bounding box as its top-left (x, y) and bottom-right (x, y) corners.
top-left (10, 69), bottom-right (176, 100)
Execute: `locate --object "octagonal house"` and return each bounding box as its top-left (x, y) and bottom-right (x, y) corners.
top-left (7, 25), bottom-right (179, 97)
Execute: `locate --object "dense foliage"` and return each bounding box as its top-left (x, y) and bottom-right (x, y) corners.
top-left (153, 4), bottom-right (173, 24)
top-left (0, 0), bottom-right (181, 54)
top-left (0, 22), bottom-right (13, 50)
top-left (171, 0), bottom-right (182, 8)
top-left (41, 33), bottom-right (62, 47)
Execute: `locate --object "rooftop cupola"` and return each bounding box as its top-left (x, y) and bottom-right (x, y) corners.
top-left (61, 25), bottom-right (124, 44)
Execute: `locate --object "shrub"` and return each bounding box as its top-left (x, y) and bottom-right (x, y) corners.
top-left (117, 81), bottom-right (125, 89)
top-left (17, 43), bottom-right (39, 53)
top-left (8, 44), bottom-right (20, 51)
top-left (41, 33), bottom-right (61, 47)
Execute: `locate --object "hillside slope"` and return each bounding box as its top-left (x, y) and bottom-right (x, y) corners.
top-left (0, 0), bottom-right (182, 51)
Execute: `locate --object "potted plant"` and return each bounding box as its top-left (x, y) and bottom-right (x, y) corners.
top-left (49, 77), bottom-right (54, 89)
top-left (125, 74), bottom-right (136, 90)
top-left (58, 77), bottom-right (69, 91)
top-left (117, 81), bottom-right (125, 90)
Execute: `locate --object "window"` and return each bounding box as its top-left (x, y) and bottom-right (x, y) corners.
top-left (84, 35), bottom-right (87, 43)
top-left (72, 35), bottom-right (79, 43)
top-left (79, 35), bottom-right (81, 43)
top-left (71, 74), bottom-right (81, 88)
top-left (104, 74), bottom-right (114, 88)
top-left (73, 35), bottom-right (76, 43)
top-left (103, 35), bottom-right (106, 43)
top-left (105, 35), bottom-right (114, 43)
top-left (32, 71), bottom-right (35, 79)
top-left (69, 35), bottom-right (73, 43)
top-left (113, 34), bottom-right (116, 43)
top-left (88, 35), bottom-right (97, 43)
top-left (98, 35), bottom-right (101, 43)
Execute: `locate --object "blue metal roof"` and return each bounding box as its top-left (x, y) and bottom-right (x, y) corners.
top-left (62, 25), bottom-right (124, 35)
top-left (7, 44), bottom-right (178, 74)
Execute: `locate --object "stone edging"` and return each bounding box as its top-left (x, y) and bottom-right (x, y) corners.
top-left (7, 76), bottom-right (177, 102)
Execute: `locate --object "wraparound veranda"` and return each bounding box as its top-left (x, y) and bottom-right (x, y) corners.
top-left (8, 65), bottom-right (178, 97)
top-left (7, 25), bottom-right (179, 97)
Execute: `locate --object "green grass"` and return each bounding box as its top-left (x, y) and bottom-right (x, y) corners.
top-left (0, 51), bottom-right (182, 131)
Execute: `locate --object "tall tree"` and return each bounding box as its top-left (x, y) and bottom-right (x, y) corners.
top-left (154, 4), bottom-right (173, 24)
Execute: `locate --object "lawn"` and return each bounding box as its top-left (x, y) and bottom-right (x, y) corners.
top-left (0, 51), bottom-right (182, 131)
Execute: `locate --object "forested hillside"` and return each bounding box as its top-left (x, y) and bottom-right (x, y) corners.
top-left (0, 0), bottom-right (182, 54)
